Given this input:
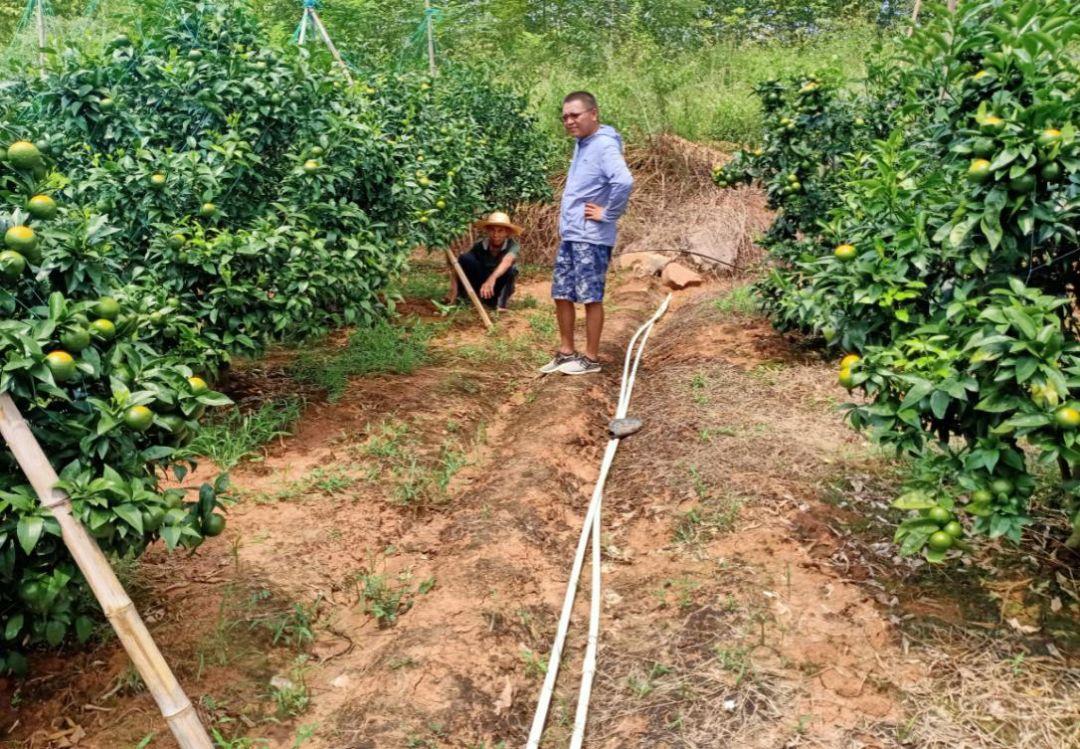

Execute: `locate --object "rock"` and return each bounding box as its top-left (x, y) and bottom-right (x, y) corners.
top-left (615, 250), bottom-right (670, 276)
top-left (609, 417), bottom-right (643, 438)
top-left (661, 262), bottom-right (703, 290)
top-left (684, 226), bottom-right (741, 272)
top-left (331, 673), bottom-right (352, 689)
top-left (270, 675), bottom-right (295, 692)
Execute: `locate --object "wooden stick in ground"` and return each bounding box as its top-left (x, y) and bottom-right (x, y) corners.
top-left (443, 247), bottom-right (493, 330)
top-left (34, 0), bottom-right (46, 72)
top-left (309, 8), bottom-right (354, 85)
top-left (0, 394), bottom-right (213, 749)
top-left (908, 0), bottom-right (923, 35)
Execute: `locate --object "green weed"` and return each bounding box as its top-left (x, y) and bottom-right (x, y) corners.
top-left (713, 285), bottom-right (759, 316)
top-left (187, 397), bottom-right (302, 470)
top-left (290, 319), bottom-right (433, 402)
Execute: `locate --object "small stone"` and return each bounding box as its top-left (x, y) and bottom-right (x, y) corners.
top-left (616, 251), bottom-right (670, 276)
top-left (270, 675), bottom-right (295, 692)
top-left (331, 674), bottom-right (351, 689)
top-left (609, 418), bottom-right (643, 438)
top-left (661, 262), bottom-right (703, 290)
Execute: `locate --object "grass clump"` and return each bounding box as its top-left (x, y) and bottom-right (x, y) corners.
top-left (290, 319), bottom-right (433, 401)
top-left (187, 396), bottom-right (303, 470)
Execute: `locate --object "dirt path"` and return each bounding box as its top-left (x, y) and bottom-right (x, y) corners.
top-left (3, 268), bottom-right (1078, 749)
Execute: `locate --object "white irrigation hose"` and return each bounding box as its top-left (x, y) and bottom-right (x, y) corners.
top-left (526, 293), bottom-right (673, 749)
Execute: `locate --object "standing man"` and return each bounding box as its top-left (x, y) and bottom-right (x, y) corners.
top-left (540, 91), bottom-right (634, 376)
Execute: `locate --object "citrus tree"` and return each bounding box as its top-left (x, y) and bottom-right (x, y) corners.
top-left (719, 0), bottom-right (1080, 560)
top-left (2, 0), bottom-right (552, 368)
top-left (0, 138), bottom-right (231, 677)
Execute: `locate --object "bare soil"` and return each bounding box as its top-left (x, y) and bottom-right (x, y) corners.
top-left (2, 141), bottom-right (1078, 748)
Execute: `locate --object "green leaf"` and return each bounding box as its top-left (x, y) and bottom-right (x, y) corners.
top-left (892, 491), bottom-right (938, 510)
top-left (113, 504), bottom-right (144, 533)
top-left (74, 615), bottom-right (94, 643)
top-left (45, 620), bottom-right (66, 647)
top-left (4, 613), bottom-right (24, 640)
top-left (929, 390), bottom-right (950, 420)
top-left (17, 516), bottom-right (44, 555)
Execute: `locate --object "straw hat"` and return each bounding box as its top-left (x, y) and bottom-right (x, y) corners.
top-left (478, 211), bottom-right (522, 236)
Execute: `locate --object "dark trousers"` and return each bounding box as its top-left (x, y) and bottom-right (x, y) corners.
top-left (458, 250), bottom-right (517, 309)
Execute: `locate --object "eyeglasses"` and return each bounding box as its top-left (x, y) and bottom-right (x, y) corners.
top-left (560, 109), bottom-right (593, 123)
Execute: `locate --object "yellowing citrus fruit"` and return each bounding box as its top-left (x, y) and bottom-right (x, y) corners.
top-left (187, 376), bottom-right (209, 394)
top-left (45, 350), bottom-right (77, 382)
top-left (123, 405), bottom-right (154, 432)
top-left (6, 141), bottom-right (42, 170)
top-left (834, 243), bottom-right (857, 262)
top-left (0, 250), bottom-right (26, 279)
top-left (967, 159), bottom-right (992, 183)
top-left (27, 194), bottom-right (57, 220)
top-left (838, 367), bottom-right (855, 389)
top-left (90, 318), bottom-right (116, 340)
top-left (840, 354), bottom-right (861, 369)
top-left (1054, 406), bottom-right (1080, 429)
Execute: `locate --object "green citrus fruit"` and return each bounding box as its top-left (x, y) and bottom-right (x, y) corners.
top-left (93, 297), bottom-right (121, 320)
top-left (99, 98), bottom-right (115, 111)
top-left (45, 350), bottom-right (77, 383)
top-left (27, 194), bottom-right (57, 220)
top-left (0, 250), bottom-right (26, 279)
top-left (5, 225), bottom-right (38, 255)
top-left (927, 506), bottom-right (952, 524)
top-left (971, 488), bottom-right (993, 504)
top-left (970, 137), bottom-right (995, 157)
top-left (1040, 162), bottom-right (1061, 180)
top-left (90, 318), bottom-right (116, 340)
top-left (199, 202), bottom-right (217, 218)
top-left (1009, 174), bottom-right (1035, 194)
top-left (159, 413), bottom-right (186, 432)
top-left (203, 513), bottom-right (226, 537)
top-left (927, 531), bottom-right (954, 552)
top-left (303, 159), bottom-right (320, 174)
top-left (1037, 128), bottom-right (1062, 149)
top-left (834, 243), bottom-right (857, 262)
top-left (309, 146), bottom-right (324, 157)
top-left (60, 327), bottom-right (91, 353)
top-left (123, 405), bottom-right (154, 432)
top-left (943, 521), bottom-right (964, 539)
top-left (167, 234), bottom-right (186, 250)
top-left (967, 159), bottom-right (992, 183)
top-left (188, 49), bottom-right (203, 60)
top-left (187, 376), bottom-right (209, 394)
top-left (1054, 406), bottom-right (1080, 429)
top-left (6, 140), bottom-right (42, 170)
top-left (435, 199), bottom-right (446, 209)
top-left (989, 478), bottom-right (1013, 496)
top-left (142, 507), bottom-right (165, 532)
top-left (150, 173), bottom-right (167, 189)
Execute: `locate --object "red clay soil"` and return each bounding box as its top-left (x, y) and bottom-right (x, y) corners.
top-left (2, 272), bottom-right (1078, 749)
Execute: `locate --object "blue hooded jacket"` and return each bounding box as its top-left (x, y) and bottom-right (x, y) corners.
top-left (559, 124), bottom-right (634, 247)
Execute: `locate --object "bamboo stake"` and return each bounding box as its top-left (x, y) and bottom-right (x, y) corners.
top-left (444, 247), bottom-right (493, 330)
top-left (298, 6), bottom-right (308, 44)
top-left (0, 394), bottom-right (212, 749)
top-left (908, 0), bottom-right (922, 35)
top-left (34, 0), bottom-right (46, 73)
top-left (309, 8), bottom-right (354, 85)
top-left (424, 0), bottom-right (436, 76)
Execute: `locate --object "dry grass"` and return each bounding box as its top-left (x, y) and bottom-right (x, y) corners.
top-left (867, 626), bottom-right (1080, 748)
top-left (512, 134), bottom-right (771, 271)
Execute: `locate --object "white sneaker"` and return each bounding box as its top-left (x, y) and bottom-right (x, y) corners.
top-left (558, 355), bottom-right (602, 375)
top-left (539, 351), bottom-right (578, 374)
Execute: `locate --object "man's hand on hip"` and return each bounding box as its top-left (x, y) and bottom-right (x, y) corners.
top-left (584, 203), bottom-right (606, 222)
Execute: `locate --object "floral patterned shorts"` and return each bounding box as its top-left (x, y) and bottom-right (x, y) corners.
top-left (551, 241), bottom-right (613, 304)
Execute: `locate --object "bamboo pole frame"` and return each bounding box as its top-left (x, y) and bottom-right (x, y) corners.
top-left (444, 247), bottom-right (494, 330)
top-left (34, 0), bottom-right (46, 72)
top-left (0, 394), bottom-right (213, 749)
top-left (308, 7), bottom-right (354, 85)
top-left (424, 0), bottom-right (437, 77)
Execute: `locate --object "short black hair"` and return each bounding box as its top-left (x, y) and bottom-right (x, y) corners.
top-left (563, 91), bottom-right (598, 111)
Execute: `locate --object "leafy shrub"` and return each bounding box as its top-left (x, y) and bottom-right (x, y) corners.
top-left (723, 0), bottom-right (1080, 560)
